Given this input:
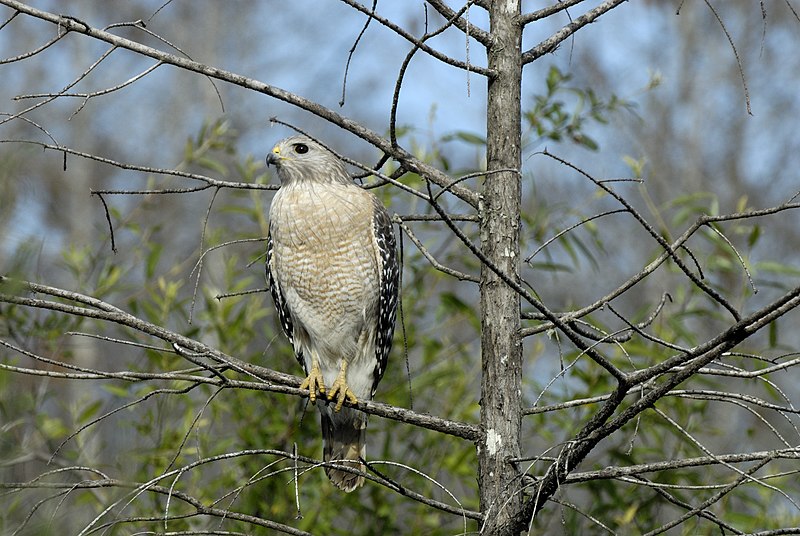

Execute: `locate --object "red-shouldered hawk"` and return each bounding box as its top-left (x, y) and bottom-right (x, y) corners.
top-left (265, 135), bottom-right (398, 492)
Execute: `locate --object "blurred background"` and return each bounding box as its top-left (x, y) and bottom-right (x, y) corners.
top-left (2, 1), bottom-right (800, 534)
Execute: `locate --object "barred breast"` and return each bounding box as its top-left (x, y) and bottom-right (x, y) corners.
top-left (269, 181), bottom-right (380, 372)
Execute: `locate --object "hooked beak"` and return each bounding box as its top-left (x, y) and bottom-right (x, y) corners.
top-left (266, 151), bottom-right (280, 167)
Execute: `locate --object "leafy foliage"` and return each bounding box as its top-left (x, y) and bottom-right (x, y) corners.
top-left (524, 65), bottom-right (636, 152)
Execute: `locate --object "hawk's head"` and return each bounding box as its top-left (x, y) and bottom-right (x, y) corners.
top-left (266, 135), bottom-right (351, 185)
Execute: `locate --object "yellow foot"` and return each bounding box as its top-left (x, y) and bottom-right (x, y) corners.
top-left (299, 359), bottom-right (325, 404)
top-left (327, 361), bottom-right (358, 412)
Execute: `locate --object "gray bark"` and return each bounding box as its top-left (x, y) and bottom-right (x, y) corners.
top-left (479, 1), bottom-right (524, 533)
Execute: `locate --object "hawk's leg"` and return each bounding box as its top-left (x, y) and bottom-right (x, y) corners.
top-left (328, 361), bottom-right (358, 412)
top-left (300, 357), bottom-right (326, 404)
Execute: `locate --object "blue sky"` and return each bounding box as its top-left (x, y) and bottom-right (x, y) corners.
top-left (2, 1), bottom-right (799, 268)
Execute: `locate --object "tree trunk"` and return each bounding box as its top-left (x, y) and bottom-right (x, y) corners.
top-left (479, 0), bottom-right (523, 533)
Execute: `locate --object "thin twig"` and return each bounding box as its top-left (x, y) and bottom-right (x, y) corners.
top-left (424, 0), bottom-right (492, 45)
top-left (395, 217), bottom-right (479, 282)
top-left (700, 0), bottom-right (752, 115)
top-left (0, 139), bottom-right (274, 191)
top-left (92, 192), bottom-right (117, 253)
top-left (339, 0), bottom-right (377, 107)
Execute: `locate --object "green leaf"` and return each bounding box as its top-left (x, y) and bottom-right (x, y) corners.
top-left (77, 400), bottom-right (103, 424)
top-left (444, 131), bottom-right (486, 146)
top-left (103, 384), bottom-right (131, 398)
top-left (769, 319), bottom-right (778, 348)
top-left (145, 243), bottom-right (163, 279)
top-left (755, 261), bottom-right (800, 277)
top-left (747, 224), bottom-right (761, 247)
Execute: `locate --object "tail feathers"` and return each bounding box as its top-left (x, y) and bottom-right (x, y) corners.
top-left (320, 407), bottom-right (367, 492)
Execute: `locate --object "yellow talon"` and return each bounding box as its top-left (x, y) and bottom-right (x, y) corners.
top-left (327, 361), bottom-right (358, 412)
top-left (300, 358), bottom-right (326, 404)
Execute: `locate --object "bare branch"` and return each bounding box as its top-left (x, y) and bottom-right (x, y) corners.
top-left (521, 0), bottom-right (629, 65)
top-left (705, 221), bottom-right (757, 294)
top-left (5, 450), bottom-right (482, 528)
top-left (0, 139), bottom-right (275, 190)
top-left (2, 45), bottom-right (117, 127)
top-left (690, 357), bottom-right (800, 379)
top-left (700, 0), bottom-right (752, 115)
top-left (524, 209), bottom-right (628, 264)
top-left (398, 213), bottom-right (478, 222)
top-left (0, 27), bottom-right (64, 64)
top-left (565, 448), bottom-right (800, 484)
top-left (16, 61), bottom-right (162, 108)
top-left (0, 0), bottom-right (479, 207)
top-left (521, 0), bottom-right (587, 25)
top-left (523, 394), bottom-right (611, 416)
top-left (521, 198), bottom-right (800, 338)
top-left (424, 0), bottom-right (492, 46)
top-left (4, 474), bottom-right (313, 536)
top-left (645, 456), bottom-right (772, 535)
top-left (395, 216), bottom-right (479, 282)
top-left (339, 0), bottom-right (377, 107)
top-left (339, 0), bottom-right (494, 77)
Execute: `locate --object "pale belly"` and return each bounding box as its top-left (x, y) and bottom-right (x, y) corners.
top-left (269, 182), bottom-right (380, 392)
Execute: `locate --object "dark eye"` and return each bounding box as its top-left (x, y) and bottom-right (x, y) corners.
top-left (294, 143), bottom-right (309, 154)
